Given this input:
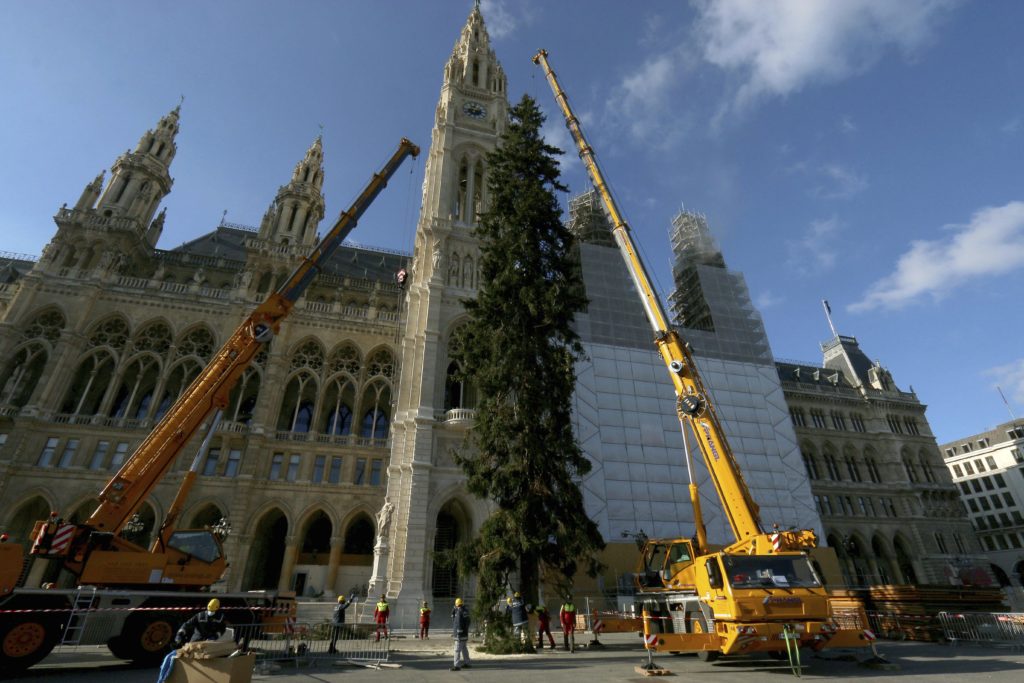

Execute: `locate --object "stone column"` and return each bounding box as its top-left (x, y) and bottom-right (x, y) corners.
top-left (277, 535), bottom-right (299, 593)
top-left (326, 535), bottom-right (343, 595)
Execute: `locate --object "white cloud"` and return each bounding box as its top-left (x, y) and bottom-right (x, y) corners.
top-left (480, 0), bottom-right (520, 39)
top-left (816, 163), bottom-right (868, 199)
top-left (605, 51), bottom-right (693, 148)
top-left (850, 201), bottom-right (1024, 311)
top-left (1002, 117), bottom-right (1021, 135)
top-left (840, 115), bottom-right (858, 134)
top-left (985, 359), bottom-right (1024, 406)
top-left (786, 215), bottom-right (840, 275)
top-left (755, 289), bottom-right (784, 309)
top-left (695, 0), bottom-right (957, 113)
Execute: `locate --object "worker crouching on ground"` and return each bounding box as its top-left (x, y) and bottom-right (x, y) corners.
top-left (559, 597), bottom-right (576, 652)
top-left (451, 597), bottom-right (472, 671)
top-left (328, 593), bottom-right (355, 653)
top-left (374, 595), bottom-right (390, 641)
top-left (156, 598), bottom-right (227, 683)
top-left (506, 591), bottom-right (529, 643)
top-left (535, 604), bottom-right (556, 649)
top-left (419, 601), bottom-right (432, 639)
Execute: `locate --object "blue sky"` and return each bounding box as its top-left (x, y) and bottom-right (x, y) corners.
top-left (1, 0), bottom-right (1022, 443)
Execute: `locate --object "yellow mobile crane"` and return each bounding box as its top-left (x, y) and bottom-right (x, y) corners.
top-left (533, 50), bottom-right (872, 661)
top-left (0, 138), bottom-right (419, 673)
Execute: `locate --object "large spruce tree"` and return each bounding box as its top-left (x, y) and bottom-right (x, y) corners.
top-left (451, 95), bottom-right (605, 626)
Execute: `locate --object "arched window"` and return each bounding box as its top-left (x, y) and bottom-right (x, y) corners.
top-left (864, 452), bottom-right (882, 483)
top-left (132, 321), bottom-right (172, 356)
top-left (175, 326), bottom-right (215, 361)
top-left (823, 448), bottom-right (841, 480)
top-left (227, 366), bottom-right (261, 425)
top-left (360, 381), bottom-right (391, 439)
top-left (90, 316), bottom-right (130, 351)
top-left (365, 349), bottom-right (394, 380)
top-left (918, 451), bottom-right (936, 483)
top-left (801, 450), bottom-right (819, 480)
top-left (455, 159), bottom-right (468, 221)
top-left (154, 359), bottom-right (203, 420)
top-left (278, 371), bottom-right (318, 432)
top-left (327, 343), bottom-right (361, 377)
top-left (472, 161), bottom-right (484, 221)
top-left (61, 351), bottom-right (117, 415)
top-left (321, 377), bottom-right (355, 435)
top-left (0, 343), bottom-right (48, 408)
top-left (108, 355), bottom-right (161, 419)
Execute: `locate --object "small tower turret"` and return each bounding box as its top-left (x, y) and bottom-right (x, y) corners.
top-left (94, 104), bottom-right (179, 229)
top-left (257, 136), bottom-right (326, 246)
top-left (74, 171), bottom-right (105, 212)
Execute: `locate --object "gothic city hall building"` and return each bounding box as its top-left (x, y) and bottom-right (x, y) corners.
top-left (0, 6), bottom-right (986, 609)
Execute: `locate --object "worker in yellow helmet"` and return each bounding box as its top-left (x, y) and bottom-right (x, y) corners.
top-left (158, 598), bottom-right (227, 683)
top-left (451, 597), bottom-right (471, 671)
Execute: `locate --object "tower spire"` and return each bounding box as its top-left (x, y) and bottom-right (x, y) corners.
top-left (86, 104), bottom-right (179, 239)
top-left (257, 136), bottom-right (326, 247)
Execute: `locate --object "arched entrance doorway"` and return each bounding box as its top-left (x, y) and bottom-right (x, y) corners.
top-left (431, 501), bottom-right (469, 599)
top-left (294, 511), bottom-right (332, 597)
top-left (245, 509), bottom-right (288, 590)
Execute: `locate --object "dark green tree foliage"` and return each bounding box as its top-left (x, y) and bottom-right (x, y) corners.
top-left (451, 95), bottom-right (605, 627)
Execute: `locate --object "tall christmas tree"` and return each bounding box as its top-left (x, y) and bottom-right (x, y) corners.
top-left (452, 95), bottom-right (605, 628)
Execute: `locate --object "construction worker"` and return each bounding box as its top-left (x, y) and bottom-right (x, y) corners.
top-left (373, 595), bottom-right (390, 641)
top-left (506, 591), bottom-right (528, 643)
top-left (535, 604), bottom-right (556, 649)
top-left (451, 597), bottom-right (472, 671)
top-left (559, 597), bottom-right (577, 652)
top-left (328, 593), bottom-right (356, 653)
top-left (157, 598), bottom-right (227, 683)
top-left (419, 601), bottom-right (432, 639)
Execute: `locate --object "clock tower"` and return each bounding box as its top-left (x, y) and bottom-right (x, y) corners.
top-left (369, 3), bottom-right (508, 606)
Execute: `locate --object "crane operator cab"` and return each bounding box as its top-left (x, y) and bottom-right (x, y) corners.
top-left (635, 539), bottom-right (696, 592)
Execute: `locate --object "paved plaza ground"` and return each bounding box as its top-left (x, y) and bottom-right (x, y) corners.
top-left (10, 634), bottom-right (1024, 682)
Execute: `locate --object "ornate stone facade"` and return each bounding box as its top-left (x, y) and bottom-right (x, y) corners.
top-left (779, 336), bottom-right (989, 585)
top-left (0, 111), bottom-right (405, 598)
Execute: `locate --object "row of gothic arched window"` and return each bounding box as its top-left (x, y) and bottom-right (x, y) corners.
top-left (800, 441), bottom-right (939, 486)
top-left (0, 308), bottom-right (396, 440)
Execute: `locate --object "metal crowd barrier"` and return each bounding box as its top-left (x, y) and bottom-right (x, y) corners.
top-left (938, 612), bottom-right (1024, 650)
top-left (865, 611), bottom-right (937, 641)
top-left (234, 621), bottom-right (391, 667)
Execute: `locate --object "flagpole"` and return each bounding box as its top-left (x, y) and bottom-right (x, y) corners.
top-left (822, 299), bottom-right (839, 338)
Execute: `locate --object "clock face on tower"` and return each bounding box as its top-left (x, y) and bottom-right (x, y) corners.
top-left (463, 101), bottom-right (487, 119)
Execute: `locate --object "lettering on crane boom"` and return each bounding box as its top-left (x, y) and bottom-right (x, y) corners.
top-left (699, 421), bottom-right (721, 461)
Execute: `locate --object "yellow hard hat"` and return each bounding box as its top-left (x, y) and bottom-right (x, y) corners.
top-left (455, 598), bottom-right (464, 606)
top-left (337, 595), bottom-right (346, 603)
top-left (207, 598), bottom-right (221, 611)
top-left (506, 597), bottom-right (512, 604)
top-left (514, 592), bottom-right (521, 598)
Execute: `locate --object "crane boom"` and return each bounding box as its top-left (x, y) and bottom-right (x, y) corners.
top-left (57, 138), bottom-right (419, 550)
top-left (532, 49), bottom-right (764, 550)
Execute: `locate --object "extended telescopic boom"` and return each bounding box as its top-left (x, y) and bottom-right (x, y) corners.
top-left (532, 50), bottom-right (765, 552)
top-left (79, 138), bottom-right (420, 549)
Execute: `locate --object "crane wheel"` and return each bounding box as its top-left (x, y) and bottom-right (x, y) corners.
top-left (0, 615), bottom-right (61, 673)
top-left (687, 614), bottom-right (720, 662)
top-left (108, 612), bottom-right (178, 665)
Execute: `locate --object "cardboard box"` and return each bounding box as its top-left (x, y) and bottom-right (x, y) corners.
top-left (166, 653), bottom-right (256, 683)
top-left (179, 640), bottom-right (240, 659)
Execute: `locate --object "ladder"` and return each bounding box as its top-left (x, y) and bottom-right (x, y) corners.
top-left (61, 587), bottom-right (97, 646)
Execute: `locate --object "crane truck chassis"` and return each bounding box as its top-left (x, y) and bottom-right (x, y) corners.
top-left (532, 49), bottom-right (874, 662)
top-left (0, 137), bottom-right (420, 674)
